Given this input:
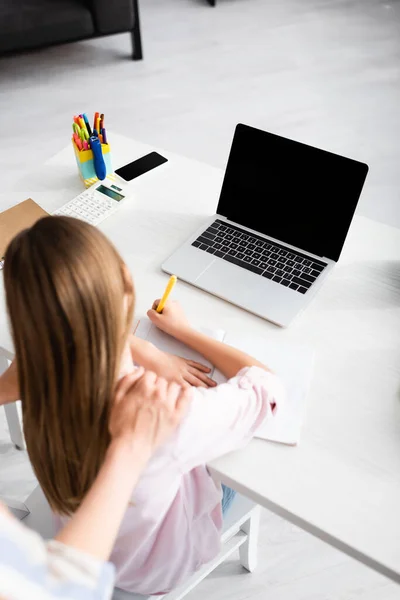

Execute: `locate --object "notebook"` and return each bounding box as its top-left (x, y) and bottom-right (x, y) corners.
top-left (134, 317), bottom-right (315, 445)
top-left (0, 198), bottom-right (49, 269)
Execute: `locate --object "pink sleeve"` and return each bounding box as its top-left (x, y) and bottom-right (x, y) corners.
top-left (171, 366), bottom-right (285, 473)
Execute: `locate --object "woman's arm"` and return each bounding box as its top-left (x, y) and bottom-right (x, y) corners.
top-left (55, 434), bottom-right (147, 561)
top-left (147, 301), bottom-right (272, 379)
top-left (0, 370), bottom-right (190, 600)
top-left (0, 360), bottom-right (20, 406)
top-left (55, 368), bottom-right (191, 561)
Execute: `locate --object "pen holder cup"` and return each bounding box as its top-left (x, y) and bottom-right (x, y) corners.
top-left (73, 142), bottom-right (113, 188)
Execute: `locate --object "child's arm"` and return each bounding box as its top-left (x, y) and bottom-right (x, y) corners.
top-left (148, 302), bottom-right (284, 472)
top-left (147, 301), bottom-right (272, 380)
top-left (0, 360), bottom-right (20, 406)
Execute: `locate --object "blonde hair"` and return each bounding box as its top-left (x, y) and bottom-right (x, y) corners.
top-left (4, 216), bottom-right (134, 515)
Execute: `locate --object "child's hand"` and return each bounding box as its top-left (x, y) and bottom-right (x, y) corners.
top-left (130, 334), bottom-right (216, 388)
top-left (0, 359), bottom-right (20, 407)
top-left (147, 300), bottom-right (192, 339)
top-left (153, 352), bottom-right (216, 388)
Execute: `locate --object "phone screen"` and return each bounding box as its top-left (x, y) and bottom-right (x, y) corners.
top-left (115, 152), bottom-right (168, 181)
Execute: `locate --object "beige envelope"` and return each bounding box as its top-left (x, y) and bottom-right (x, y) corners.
top-left (0, 198), bottom-right (49, 260)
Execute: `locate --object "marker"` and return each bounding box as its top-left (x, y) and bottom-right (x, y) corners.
top-left (94, 112), bottom-right (99, 131)
top-left (156, 275), bottom-right (177, 313)
top-left (101, 127), bottom-right (107, 144)
top-left (90, 135), bottom-right (107, 180)
top-left (73, 133), bottom-right (83, 150)
top-left (83, 113), bottom-right (92, 136)
top-left (79, 116), bottom-right (87, 134)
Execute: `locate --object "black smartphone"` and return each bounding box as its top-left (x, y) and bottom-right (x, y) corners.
top-left (115, 151), bottom-right (168, 181)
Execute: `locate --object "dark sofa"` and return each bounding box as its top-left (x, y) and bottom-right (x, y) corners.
top-left (0, 0), bottom-right (143, 60)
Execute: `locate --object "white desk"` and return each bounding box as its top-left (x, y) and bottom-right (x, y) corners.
top-left (2, 133), bottom-right (400, 584)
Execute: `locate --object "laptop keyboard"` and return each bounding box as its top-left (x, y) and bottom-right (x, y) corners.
top-left (192, 219), bottom-right (327, 294)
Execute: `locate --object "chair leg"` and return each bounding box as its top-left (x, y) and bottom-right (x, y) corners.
top-left (239, 506), bottom-right (261, 572)
top-left (0, 351), bottom-right (25, 450)
top-left (131, 0), bottom-right (143, 60)
top-left (4, 403), bottom-right (25, 450)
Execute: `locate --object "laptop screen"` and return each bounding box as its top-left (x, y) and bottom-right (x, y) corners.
top-left (216, 124), bottom-right (369, 262)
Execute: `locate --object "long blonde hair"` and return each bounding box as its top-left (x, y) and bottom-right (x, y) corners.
top-left (4, 216), bottom-right (134, 515)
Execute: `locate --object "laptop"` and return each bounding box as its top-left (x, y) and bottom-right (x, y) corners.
top-left (162, 124), bottom-right (369, 327)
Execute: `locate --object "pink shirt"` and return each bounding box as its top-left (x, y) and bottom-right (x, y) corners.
top-left (110, 362), bottom-right (284, 595)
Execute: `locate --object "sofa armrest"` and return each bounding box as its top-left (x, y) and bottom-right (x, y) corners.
top-left (88, 0), bottom-right (135, 35)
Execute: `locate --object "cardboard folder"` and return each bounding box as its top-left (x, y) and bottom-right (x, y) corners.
top-left (0, 198), bottom-right (49, 261)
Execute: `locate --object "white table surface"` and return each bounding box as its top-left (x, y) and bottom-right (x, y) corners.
top-left (2, 133), bottom-right (400, 583)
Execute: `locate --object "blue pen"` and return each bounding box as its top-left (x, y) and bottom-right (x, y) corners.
top-left (90, 136), bottom-right (106, 180)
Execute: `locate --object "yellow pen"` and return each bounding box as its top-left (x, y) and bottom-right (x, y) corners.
top-left (157, 275), bottom-right (177, 313)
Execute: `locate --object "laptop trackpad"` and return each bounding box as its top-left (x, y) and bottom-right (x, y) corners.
top-left (162, 246), bottom-right (214, 283)
top-left (196, 258), bottom-right (280, 310)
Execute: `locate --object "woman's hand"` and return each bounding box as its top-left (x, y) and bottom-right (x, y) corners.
top-left (109, 368), bottom-right (192, 456)
top-left (130, 335), bottom-right (216, 388)
top-left (147, 300), bottom-right (192, 340)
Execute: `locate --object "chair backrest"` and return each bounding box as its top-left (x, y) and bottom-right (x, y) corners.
top-left (22, 485), bottom-right (59, 540)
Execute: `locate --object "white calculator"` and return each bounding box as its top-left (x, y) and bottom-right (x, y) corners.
top-left (53, 180), bottom-right (130, 226)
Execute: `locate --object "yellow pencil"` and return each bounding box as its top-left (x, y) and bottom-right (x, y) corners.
top-left (157, 275), bottom-right (177, 313)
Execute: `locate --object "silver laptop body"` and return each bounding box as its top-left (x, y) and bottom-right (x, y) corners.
top-left (162, 124), bottom-right (369, 327)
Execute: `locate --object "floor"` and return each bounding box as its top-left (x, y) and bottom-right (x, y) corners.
top-left (0, 0), bottom-right (399, 598)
